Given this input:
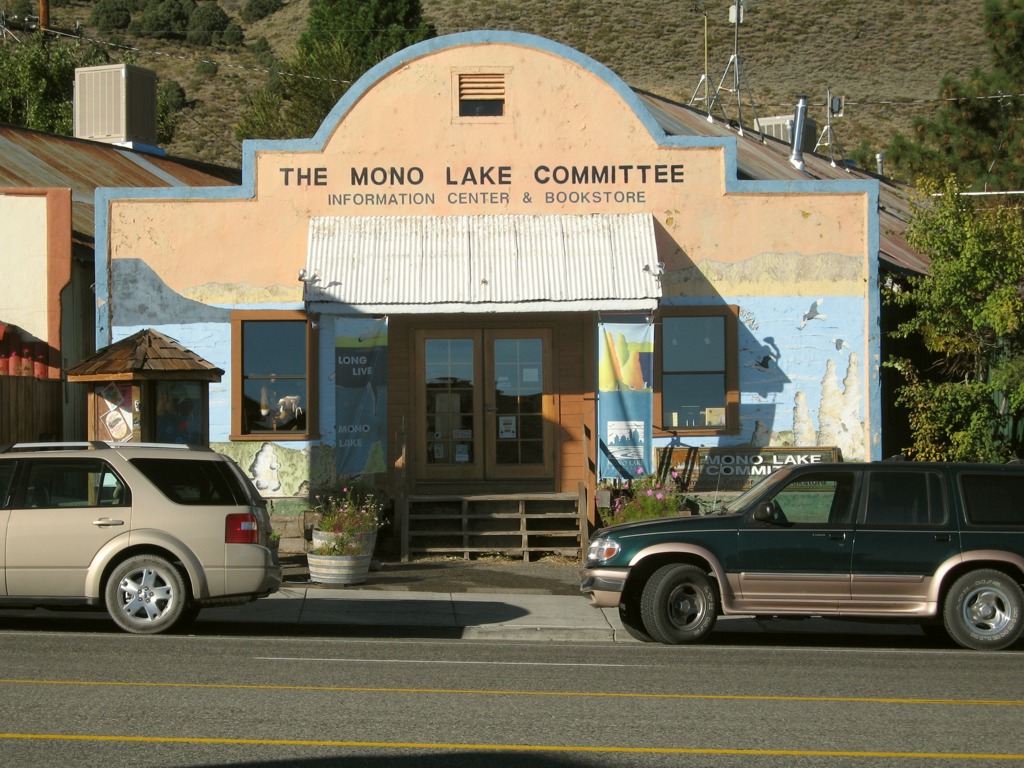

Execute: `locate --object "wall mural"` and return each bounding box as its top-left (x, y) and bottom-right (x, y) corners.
top-left (731, 294), bottom-right (867, 461)
top-left (213, 441), bottom-right (335, 499)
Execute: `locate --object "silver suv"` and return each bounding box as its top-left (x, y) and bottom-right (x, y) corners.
top-left (0, 442), bottom-right (282, 634)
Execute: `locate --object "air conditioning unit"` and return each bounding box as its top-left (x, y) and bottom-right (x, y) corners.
top-left (754, 114), bottom-right (818, 152)
top-left (74, 64), bottom-right (158, 149)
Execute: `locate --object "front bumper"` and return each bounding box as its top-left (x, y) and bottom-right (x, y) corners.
top-left (579, 565), bottom-right (629, 608)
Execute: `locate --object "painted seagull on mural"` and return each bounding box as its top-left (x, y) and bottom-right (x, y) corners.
top-left (830, 337), bottom-right (851, 353)
top-left (798, 298), bottom-right (827, 329)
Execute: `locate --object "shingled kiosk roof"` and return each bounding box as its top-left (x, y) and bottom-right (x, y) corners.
top-left (66, 329), bottom-right (224, 383)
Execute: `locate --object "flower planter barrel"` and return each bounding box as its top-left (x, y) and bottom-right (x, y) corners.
top-left (307, 552), bottom-right (372, 585)
top-left (308, 530), bottom-right (377, 585)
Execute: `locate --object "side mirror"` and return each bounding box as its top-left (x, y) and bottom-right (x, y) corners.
top-left (752, 502), bottom-right (773, 523)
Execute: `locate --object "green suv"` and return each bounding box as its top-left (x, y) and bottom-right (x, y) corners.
top-left (581, 461), bottom-right (1024, 650)
top-left (0, 442), bottom-right (282, 634)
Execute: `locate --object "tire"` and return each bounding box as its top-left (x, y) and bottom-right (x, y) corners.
top-left (639, 563), bottom-right (718, 645)
top-left (618, 600), bottom-right (655, 642)
top-left (105, 555), bottom-right (189, 635)
top-left (177, 602), bottom-right (202, 630)
top-left (943, 569), bottom-right (1024, 651)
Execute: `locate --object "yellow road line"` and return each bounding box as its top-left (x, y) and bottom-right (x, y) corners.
top-left (1, 678), bottom-right (1022, 707)
top-left (0, 733), bottom-right (1022, 760)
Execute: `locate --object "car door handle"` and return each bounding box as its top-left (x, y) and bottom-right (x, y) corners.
top-left (934, 534), bottom-right (950, 542)
top-left (92, 518), bottom-right (125, 527)
top-left (812, 532), bottom-right (847, 542)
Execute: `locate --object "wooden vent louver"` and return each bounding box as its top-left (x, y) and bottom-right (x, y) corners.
top-left (459, 73), bottom-right (505, 101)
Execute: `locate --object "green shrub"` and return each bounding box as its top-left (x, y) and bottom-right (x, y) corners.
top-left (240, 0), bottom-right (282, 24)
top-left (186, 1), bottom-right (229, 45)
top-left (90, 0), bottom-right (133, 31)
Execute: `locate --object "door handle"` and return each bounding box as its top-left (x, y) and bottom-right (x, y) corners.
top-left (934, 534), bottom-right (950, 542)
top-left (92, 518), bottom-right (125, 527)
top-left (828, 532), bottom-right (847, 542)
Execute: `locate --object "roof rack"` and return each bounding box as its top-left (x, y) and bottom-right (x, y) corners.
top-left (0, 442), bottom-right (210, 454)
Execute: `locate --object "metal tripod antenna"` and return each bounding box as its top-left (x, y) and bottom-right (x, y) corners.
top-left (814, 88), bottom-right (847, 168)
top-left (705, 0), bottom-right (759, 135)
top-left (688, 2), bottom-right (711, 108)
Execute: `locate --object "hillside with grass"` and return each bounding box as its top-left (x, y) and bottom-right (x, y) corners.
top-left (6, 0), bottom-right (988, 170)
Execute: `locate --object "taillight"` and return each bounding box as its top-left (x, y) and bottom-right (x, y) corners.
top-left (226, 512), bottom-right (259, 544)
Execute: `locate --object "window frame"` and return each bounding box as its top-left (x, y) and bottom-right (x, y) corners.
top-left (653, 305), bottom-right (739, 436)
top-left (230, 309), bottom-right (318, 441)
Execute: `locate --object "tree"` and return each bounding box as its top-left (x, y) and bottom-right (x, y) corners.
top-left (887, 178), bottom-right (1024, 460)
top-left (187, 2), bottom-right (230, 45)
top-left (132, 0), bottom-right (195, 39)
top-left (240, 0), bottom-right (282, 24)
top-left (0, 34), bottom-right (108, 134)
top-left (236, 0), bottom-right (434, 142)
top-left (886, 0), bottom-right (1024, 191)
top-left (90, 0), bottom-right (134, 32)
top-left (156, 79), bottom-right (186, 144)
top-left (300, 0), bottom-right (434, 73)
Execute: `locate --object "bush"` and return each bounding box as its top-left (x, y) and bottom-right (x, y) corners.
top-left (222, 22), bottom-right (243, 46)
top-left (194, 59), bottom-right (218, 76)
top-left (602, 472), bottom-right (688, 525)
top-left (240, 0), bottom-right (282, 24)
top-left (186, 1), bottom-right (229, 45)
top-left (133, 0), bottom-right (192, 39)
top-left (90, 0), bottom-right (133, 31)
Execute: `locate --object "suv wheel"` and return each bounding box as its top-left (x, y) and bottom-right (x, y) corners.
top-left (105, 555), bottom-right (189, 635)
top-left (640, 563), bottom-right (718, 645)
top-left (618, 601), bottom-right (654, 642)
top-left (943, 569), bottom-right (1024, 651)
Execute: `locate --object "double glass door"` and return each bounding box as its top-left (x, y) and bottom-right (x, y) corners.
top-left (416, 329), bottom-right (552, 480)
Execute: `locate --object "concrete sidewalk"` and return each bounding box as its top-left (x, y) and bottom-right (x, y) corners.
top-left (198, 582), bottom-right (631, 642)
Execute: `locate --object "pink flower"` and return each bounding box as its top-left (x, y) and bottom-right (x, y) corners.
top-left (656, 492), bottom-right (664, 501)
top-left (646, 489), bottom-right (654, 496)
top-left (635, 467), bottom-right (644, 475)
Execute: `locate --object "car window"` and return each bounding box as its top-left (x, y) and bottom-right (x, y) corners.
top-left (0, 461), bottom-right (15, 506)
top-left (24, 459), bottom-right (126, 508)
top-left (130, 458), bottom-right (247, 506)
top-left (960, 473), bottom-right (1024, 526)
top-left (862, 471), bottom-right (944, 526)
top-left (765, 472), bottom-right (856, 525)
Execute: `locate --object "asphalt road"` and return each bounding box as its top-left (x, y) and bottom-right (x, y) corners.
top-left (1, 626), bottom-right (1021, 767)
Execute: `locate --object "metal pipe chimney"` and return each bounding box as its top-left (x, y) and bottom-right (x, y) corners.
top-left (876, 152), bottom-right (885, 176)
top-left (789, 95), bottom-right (808, 172)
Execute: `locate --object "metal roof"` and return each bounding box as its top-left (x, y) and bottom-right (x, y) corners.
top-left (305, 214), bottom-right (663, 313)
top-left (635, 92), bottom-right (927, 275)
top-left (0, 124), bottom-right (240, 247)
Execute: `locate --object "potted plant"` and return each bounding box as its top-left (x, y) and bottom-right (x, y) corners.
top-left (307, 482), bottom-right (384, 585)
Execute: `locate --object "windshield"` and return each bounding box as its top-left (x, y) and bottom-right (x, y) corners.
top-left (715, 465), bottom-right (798, 514)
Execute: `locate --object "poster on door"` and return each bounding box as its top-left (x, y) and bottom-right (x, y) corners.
top-left (335, 317), bottom-right (387, 476)
top-left (96, 382), bottom-right (134, 442)
top-left (597, 322), bottom-right (653, 481)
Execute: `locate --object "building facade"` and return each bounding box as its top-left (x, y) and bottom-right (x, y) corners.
top-left (95, 32), bottom-right (887, 543)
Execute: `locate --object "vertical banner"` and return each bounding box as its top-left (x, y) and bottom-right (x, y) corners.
top-left (597, 321), bottom-right (654, 480)
top-left (335, 317), bottom-right (388, 476)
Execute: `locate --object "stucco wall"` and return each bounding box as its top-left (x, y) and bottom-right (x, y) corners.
top-left (1, 193), bottom-right (51, 342)
top-left (97, 32), bottom-right (882, 476)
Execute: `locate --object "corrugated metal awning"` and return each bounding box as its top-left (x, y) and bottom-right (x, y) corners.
top-left (304, 214), bottom-right (662, 313)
